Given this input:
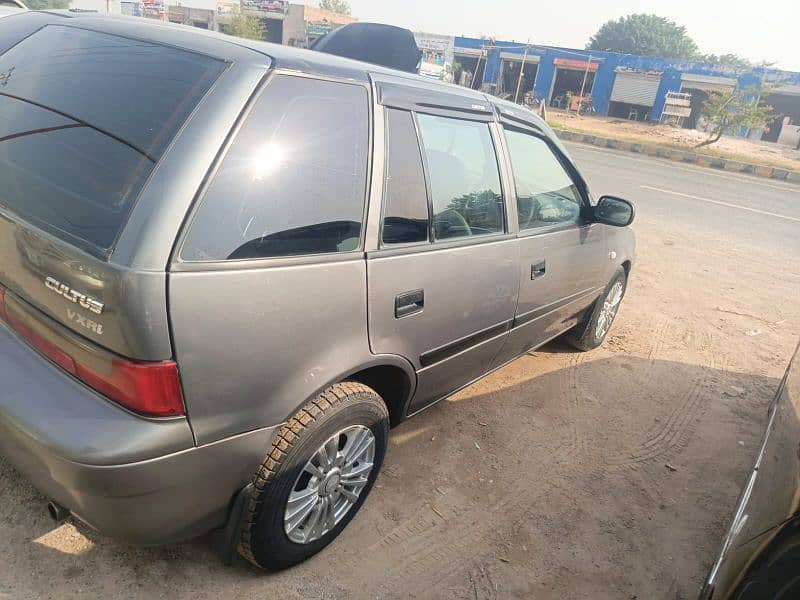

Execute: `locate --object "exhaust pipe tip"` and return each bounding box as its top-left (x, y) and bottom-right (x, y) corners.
top-left (47, 501), bottom-right (70, 523)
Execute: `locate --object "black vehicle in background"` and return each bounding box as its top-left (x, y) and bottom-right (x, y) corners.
top-left (700, 341), bottom-right (800, 599)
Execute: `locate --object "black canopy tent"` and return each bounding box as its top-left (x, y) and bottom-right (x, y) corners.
top-left (311, 23), bottom-right (421, 74)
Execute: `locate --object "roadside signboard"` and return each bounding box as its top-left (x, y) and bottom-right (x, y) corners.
top-left (241, 0), bottom-right (287, 16)
top-left (306, 21), bottom-right (334, 36)
top-left (141, 0), bottom-right (165, 20)
top-left (415, 32), bottom-right (455, 82)
top-left (554, 57), bottom-right (599, 72)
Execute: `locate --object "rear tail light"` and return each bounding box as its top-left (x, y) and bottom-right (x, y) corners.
top-left (75, 359), bottom-right (184, 417)
top-left (0, 284), bottom-right (185, 417)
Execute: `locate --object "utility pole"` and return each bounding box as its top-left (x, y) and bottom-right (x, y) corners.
top-left (513, 41), bottom-right (530, 104)
top-left (577, 54), bottom-right (592, 112)
top-left (471, 47), bottom-right (484, 90)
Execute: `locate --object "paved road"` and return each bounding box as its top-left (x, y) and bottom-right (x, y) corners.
top-left (567, 142), bottom-right (800, 257)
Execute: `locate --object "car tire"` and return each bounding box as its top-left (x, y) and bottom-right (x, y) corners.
top-left (565, 266), bottom-right (627, 352)
top-left (238, 382), bottom-right (389, 570)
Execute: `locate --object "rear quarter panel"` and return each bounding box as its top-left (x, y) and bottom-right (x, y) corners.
top-left (169, 259), bottom-right (376, 444)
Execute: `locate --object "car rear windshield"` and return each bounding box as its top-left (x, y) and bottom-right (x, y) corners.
top-left (0, 25), bottom-right (226, 256)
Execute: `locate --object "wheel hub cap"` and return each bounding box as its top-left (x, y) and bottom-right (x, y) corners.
top-left (283, 425), bottom-right (376, 544)
top-left (322, 470), bottom-right (341, 496)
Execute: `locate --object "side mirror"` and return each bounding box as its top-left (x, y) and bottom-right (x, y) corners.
top-left (595, 196), bottom-right (635, 227)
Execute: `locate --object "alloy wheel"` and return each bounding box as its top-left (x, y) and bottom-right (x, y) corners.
top-left (595, 280), bottom-right (624, 342)
top-left (283, 425), bottom-right (376, 544)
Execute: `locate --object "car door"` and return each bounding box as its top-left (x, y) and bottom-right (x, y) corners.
top-left (367, 105), bottom-right (518, 416)
top-left (492, 126), bottom-right (607, 365)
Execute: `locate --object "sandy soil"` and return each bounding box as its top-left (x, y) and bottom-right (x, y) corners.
top-left (548, 110), bottom-right (800, 172)
top-left (1, 209), bottom-right (799, 599)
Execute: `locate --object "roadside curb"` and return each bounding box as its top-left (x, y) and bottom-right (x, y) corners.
top-left (553, 129), bottom-right (800, 184)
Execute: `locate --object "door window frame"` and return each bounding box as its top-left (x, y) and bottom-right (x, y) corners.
top-left (373, 104), bottom-right (515, 257)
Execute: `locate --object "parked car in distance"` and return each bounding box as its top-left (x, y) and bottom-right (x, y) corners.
top-left (700, 341), bottom-right (800, 600)
top-left (0, 12), bottom-right (634, 569)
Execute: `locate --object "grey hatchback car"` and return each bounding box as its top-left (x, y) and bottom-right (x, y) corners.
top-left (0, 12), bottom-right (634, 569)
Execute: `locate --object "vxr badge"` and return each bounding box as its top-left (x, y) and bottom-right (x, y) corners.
top-left (44, 276), bottom-right (105, 315)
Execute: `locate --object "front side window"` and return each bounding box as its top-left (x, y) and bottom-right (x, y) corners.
top-left (416, 114), bottom-right (504, 241)
top-left (504, 129), bottom-right (584, 231)
top-left (182, 75), bottom-right (369, 261)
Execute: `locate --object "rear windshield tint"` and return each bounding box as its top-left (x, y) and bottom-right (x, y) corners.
top-left (0, 25), bottom-right (225, 256)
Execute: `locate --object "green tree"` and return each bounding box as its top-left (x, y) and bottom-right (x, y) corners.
top-left (697, 53), bottom-right (753, 69)
top-left (225, 11), bottom-right (265, 41)
top-left (587, 14), bottom-right (698, 59)
top-left (695, 85), bottom-right (773, 147)
top-left (319, 0), bottom-right (350, 15)
top-left (24, 0), bottom-right (69, 9)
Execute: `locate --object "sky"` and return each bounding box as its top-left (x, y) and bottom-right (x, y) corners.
top-left (349, 0), bottom-right (800, 71)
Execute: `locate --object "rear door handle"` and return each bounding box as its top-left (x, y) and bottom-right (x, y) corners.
top-left (395, 289), bottom-right (424, 318)
top-left (531, 260), bottom-right (546, 280)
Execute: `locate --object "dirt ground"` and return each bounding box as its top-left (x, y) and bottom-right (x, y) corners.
top-left (548, 110), bottom-right (800, 172)
top-left (1, 196), bottom-right (799, 598)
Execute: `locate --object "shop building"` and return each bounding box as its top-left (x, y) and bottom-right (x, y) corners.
top-left (88, 1), bottom-right (355, 47)
top-left (167, 4), bottom-right (216, 29)
top-left (282, 4), bottom-right (356, 47)
top-left (452, 36), bottom-right (800, 145)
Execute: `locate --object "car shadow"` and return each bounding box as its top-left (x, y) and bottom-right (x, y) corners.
top-left (0, 352), bottom-right (781, 598)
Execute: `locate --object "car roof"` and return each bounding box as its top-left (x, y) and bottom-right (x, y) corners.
top-left (0, 6), bottom-right (24, 17)
top-left (5, 11), bottom-right (481, 95)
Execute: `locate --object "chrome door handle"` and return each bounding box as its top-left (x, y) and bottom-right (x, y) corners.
top-left (395, 289), bottom-right (424, 318)
top-left (531, 261), bottom-right (546, 280)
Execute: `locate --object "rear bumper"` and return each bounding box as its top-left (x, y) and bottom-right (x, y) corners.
top-left (0, 323), bottom-right (277, 544)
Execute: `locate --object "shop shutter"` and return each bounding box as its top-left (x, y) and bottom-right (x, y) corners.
top-left (680, 73), bottom-right (737, 94)
top-left (610, 72), bottom-right (662, 106)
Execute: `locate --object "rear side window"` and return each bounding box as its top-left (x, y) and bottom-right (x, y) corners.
top-left (382, 109), bottom-right (429, 245)
top-left (181, 75), bottom-right (370, 261)
top-left (0, 25), bottom-right (225, 256)
top-left (416, 114), bottom-right (504, 241)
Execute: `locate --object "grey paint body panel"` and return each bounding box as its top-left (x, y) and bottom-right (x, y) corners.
top-left (367, 239), bottom-right (519, 413)
top-left (169, 259), bottom-right (376, 444)
top-left (0, 211), bottom-right (173, 359)
top-left (509, 225), bottom-right (608, 352)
